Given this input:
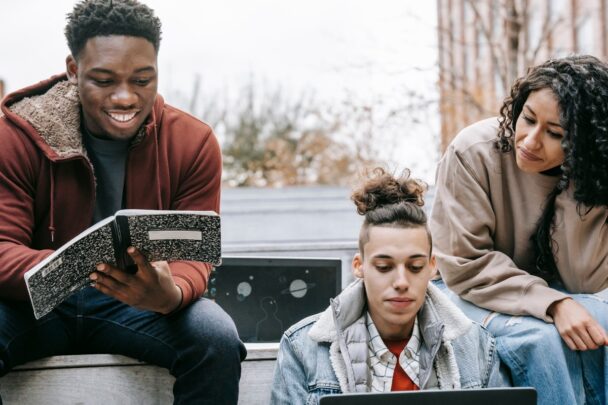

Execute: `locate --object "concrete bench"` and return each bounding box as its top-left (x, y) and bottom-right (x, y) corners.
top-left (0, 342), bottom-right (278, 405)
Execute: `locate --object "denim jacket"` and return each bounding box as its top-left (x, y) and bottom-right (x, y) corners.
top-left (270, 280), bottom-right (508, 405)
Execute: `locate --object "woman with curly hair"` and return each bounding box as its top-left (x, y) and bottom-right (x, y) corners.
top-left (430, 54), bottom-right (608, 405)
top-left (270, 168), bottom-right (508, 405)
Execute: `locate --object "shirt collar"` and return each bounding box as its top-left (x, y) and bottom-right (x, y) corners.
top-left (366, 312), bottom-right (421, 359)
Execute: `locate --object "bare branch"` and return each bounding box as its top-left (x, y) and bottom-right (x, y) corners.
top-left (529, 13), bottom-right (565, 63)
top-left (465, 0), bottom-right (509, 91)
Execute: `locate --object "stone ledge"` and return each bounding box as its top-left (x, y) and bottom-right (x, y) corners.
top-left (0, 343), bottom-right (278, 405)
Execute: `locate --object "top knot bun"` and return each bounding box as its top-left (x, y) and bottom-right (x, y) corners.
top-left (351, 167), bottom-right (427, 215)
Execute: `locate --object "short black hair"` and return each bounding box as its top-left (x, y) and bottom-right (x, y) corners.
top-left (65, 0), bottom-right (162, 58)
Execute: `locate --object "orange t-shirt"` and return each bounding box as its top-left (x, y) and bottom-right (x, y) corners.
top-left (384, 339), bottom-right (419, 391)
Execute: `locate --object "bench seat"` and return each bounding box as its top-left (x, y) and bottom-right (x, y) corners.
top-left (0, 342), bottom-right (278, 405)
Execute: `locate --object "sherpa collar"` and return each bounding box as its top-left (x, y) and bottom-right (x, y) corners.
top-left (5, 77), bottom-right (152, 161)
top-left (308, 279), bottom-right (472, 343)
top-left (9, 80), bottom-right (84, 160)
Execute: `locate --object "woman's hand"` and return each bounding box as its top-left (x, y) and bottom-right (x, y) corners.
top-left (548, 298), bottom-right (608, 351)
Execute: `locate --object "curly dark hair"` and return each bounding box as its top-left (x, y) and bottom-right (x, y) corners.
top-left (496, 54), bottom-right (608, 281)
top-left (65, 0), bottom-right (162, 58)
top-left (351, 167), bottom-right (431, 256)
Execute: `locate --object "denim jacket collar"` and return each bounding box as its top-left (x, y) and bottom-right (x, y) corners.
top-left (309, 279), bottom-right (472, 343)
top-left (308, 279), bottom-right (474, 391)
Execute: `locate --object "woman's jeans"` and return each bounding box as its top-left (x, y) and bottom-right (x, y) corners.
top-left (434, 279), bottom-right (608, 405)
top-left (0, 287), bottom-right (247, 405)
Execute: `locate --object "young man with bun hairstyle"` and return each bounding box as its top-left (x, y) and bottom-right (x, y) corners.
top-left (0, 1), bottom-right (245, 403)
top-left (270, 168), bottom-right (508, 404)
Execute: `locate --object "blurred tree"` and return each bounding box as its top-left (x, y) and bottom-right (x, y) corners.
top-left (437, 0), bottom-right (606, 150)
top-left (198, 80), bottom-right (380, 187)
top-left (170, 69), bottom-right (435, 188)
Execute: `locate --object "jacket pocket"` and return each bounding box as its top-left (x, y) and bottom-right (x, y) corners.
top-left (306, 384), bottom-right (342, 405)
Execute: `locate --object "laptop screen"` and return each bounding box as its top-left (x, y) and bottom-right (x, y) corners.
top-left (319, 388), bottom-right (536, 405)
top-left (209, 256), bottom-right (342, 343)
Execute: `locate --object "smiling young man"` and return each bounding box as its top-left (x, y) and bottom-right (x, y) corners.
top-left (270, 168), bottom-right (508, 405)
top-left (0, 1), bottom-right (245, 404)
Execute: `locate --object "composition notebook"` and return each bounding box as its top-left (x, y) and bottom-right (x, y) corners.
top-left (24, 209), bottom-right (221, 319)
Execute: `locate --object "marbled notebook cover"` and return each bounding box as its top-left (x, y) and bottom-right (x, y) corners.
top-left (25, 210), bottom-right (221, 319)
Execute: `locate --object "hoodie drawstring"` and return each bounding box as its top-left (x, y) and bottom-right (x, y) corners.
top-left (48, 161), bottom-right (56, 243)
top-left (152, 107), bottom-right (162, 210)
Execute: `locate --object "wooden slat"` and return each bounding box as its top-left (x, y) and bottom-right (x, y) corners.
top-left (1, 365), bottom-right (174, 405)
top-left (12, 342), bottom-right (278, 370)
top-left (0, 343), bottom-right (279, 405)
top-left (243, 342), bottom-right (279, 360)
top-left (12, 354), bottom-right (144, 370)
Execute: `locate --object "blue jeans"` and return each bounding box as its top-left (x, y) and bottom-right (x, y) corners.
top-left (0, 287), bottom-right (246, 404)
top-left (433, 279), bottom-right (608, 405)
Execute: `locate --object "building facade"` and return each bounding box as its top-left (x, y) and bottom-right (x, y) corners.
top-left (437, 0), bottom-right (608, 150)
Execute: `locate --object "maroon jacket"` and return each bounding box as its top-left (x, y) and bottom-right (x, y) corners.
top-left (0, 74), bottom-right (222, 308)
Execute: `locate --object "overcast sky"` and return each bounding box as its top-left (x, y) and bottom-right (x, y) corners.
top-left (0, 0), bottom-right (439, 181)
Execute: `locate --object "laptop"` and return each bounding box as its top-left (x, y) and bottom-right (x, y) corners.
top-left (319, 388), bottom-right (537, 405)
top-left (209, 256), bottom-right (342, 342)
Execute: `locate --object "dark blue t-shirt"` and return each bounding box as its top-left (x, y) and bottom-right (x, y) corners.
top-left (83, 131), bottom-right (130, 224)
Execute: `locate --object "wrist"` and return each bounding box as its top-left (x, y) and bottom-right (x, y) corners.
top-left (547, 297), bottom-right (571, 317)
top-left (162, 285), bottom-right (183, 315)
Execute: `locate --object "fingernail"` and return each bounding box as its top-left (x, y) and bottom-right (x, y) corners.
top-left (97, 264), bottom-right (105, 272)
top-left (128, 247), bottom-right (135, 254)
top-left (90, 273), bottom-right (98, 281)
